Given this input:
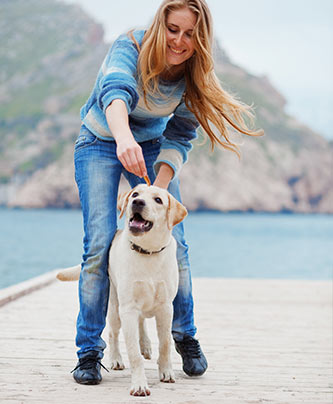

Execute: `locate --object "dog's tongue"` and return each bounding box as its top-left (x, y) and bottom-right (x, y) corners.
top-left (129, 213), bottom-right (152, 233)
top-left (130, 218), bottom-right (146, 231)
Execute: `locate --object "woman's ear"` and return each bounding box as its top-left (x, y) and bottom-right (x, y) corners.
top-left (167, 193), bottom-right (188, 229)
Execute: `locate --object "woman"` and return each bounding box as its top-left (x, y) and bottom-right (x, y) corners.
top-left (72, 0), bottom-right (262, 385)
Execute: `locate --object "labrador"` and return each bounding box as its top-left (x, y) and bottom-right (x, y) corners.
top-left (57, 184), bottom-right (187, 396)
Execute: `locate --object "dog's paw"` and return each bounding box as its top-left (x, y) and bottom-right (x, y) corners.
top-left (159, 367), bottom-right (175, 383)
top-left (140, 344), bottom-right (152, 360)
top-left (110, 358), bottom-right (125, 370)
top-left (130, 382), bottom-right (151, 396)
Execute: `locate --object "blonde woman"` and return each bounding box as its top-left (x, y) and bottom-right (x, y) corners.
top-left (72, 0), bottom-right (262, 385)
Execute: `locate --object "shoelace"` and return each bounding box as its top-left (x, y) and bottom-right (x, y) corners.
top-left (71, 356), bottom-right (109, 373)
top-left (178, 338), bottom-right (202, 358)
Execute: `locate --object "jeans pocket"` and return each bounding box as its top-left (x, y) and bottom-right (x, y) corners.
top-left (75, 127), bottom-right (98, 151)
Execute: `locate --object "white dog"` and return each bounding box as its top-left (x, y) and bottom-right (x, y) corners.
top-left (57, 184), bottom-right (187, 396)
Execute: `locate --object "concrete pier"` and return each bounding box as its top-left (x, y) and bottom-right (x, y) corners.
top-left (0, 273), bottom-right (332, 403)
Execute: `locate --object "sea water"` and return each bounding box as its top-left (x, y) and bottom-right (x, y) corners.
top-left (0, 208), bottom-right (332, 289)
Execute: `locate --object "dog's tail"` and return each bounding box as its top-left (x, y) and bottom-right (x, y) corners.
top-left (56, 264), bottom-right (81, 281)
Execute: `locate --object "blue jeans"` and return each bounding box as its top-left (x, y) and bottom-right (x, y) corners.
top-left (74, 125), bottom-right (197, 359)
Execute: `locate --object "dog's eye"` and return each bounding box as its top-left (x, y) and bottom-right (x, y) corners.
top-left (132, 192), bottom-right (139, 198)
top-left (154, 197), bottom-right (163, 204)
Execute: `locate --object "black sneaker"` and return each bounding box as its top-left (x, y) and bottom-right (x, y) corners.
top-left (71, 351), bottom-right (108, 385)
top-left (175, 335), bottom-right (208, 376)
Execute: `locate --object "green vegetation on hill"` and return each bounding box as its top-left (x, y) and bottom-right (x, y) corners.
top-left (0, 0), bottom-right (102, 134)
top-left (0, 0), bottom-right (88, 82)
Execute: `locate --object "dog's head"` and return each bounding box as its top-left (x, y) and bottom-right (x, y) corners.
top-left (118, 184), bottom-right (187, 238)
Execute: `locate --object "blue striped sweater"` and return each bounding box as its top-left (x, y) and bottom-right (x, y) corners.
top-left (80, 30), bottom-right (199, 178)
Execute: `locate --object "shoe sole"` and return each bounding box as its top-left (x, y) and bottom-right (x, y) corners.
top-left (74, 377), bottom-right (102, 385)
top-left (183, 367), bottom-right (207, 377)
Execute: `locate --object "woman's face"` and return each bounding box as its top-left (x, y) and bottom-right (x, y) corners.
top-left (165, 7), bottom-right (197, 69)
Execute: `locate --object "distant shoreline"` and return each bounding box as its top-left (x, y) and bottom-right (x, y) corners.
top-left (1, 205), bottom-right (332, 216)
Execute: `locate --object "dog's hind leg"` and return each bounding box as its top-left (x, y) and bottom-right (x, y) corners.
top-left (108, 281), bottom-right (125, 370)
top-left (139, 317), bottom-right (152, 360)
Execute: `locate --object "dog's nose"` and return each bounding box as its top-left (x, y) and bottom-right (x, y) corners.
top-left (132, 199), bottom-right (145, 209)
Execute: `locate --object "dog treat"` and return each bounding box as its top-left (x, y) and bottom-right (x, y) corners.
top-left (144, 175), bottom-right (151, 186)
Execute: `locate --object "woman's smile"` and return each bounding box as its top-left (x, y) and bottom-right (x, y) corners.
top-left (169, 47), bottom-right (185, 54)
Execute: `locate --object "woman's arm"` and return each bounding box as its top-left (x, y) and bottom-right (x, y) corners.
top-left (153, 100), bottom-right (199, 185)
top-left (105, 99), bottom-right (147, 178)
top-left (153, 163), bottom-right (174, 189)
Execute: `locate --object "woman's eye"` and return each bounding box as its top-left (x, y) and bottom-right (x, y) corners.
top-left (155, 197), bottom-right (163, 204)
top-left (132, 192), bottom-right (139, 198)
top-left (168, 27), bottom-right (177, 33)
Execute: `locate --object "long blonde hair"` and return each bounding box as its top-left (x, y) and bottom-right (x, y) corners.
top-left (132, 0), bottom-right (263, 155)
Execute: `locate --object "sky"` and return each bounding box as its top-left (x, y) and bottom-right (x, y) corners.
top-left (64, 0), bottom-right (333, 140)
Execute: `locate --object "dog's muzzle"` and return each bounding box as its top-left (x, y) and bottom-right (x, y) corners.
top-left (129, 199), bottom-right (153, 234)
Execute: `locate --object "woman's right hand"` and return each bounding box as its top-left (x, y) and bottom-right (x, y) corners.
top-left (106, 99), bottom-right (147, 178)
top-left (116, 137), bottom-right (147, 178)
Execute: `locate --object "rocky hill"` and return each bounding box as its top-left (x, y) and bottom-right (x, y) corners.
top-left (0, 0), bottom-right (332, 213)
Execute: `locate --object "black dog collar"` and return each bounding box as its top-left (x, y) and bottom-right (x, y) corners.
top-left (130, 242), bottom-right (167, 255)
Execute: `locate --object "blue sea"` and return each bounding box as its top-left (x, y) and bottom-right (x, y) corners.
top-left (0, 207), bottom-right (332, 289)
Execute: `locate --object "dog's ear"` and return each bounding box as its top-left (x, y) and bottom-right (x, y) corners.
top-left (117, 190), bottom-right (132, 219)
top-left (167, 194), bottom-right (188, 229)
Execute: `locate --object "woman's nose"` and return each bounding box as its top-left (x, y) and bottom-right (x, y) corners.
top-left (173, 33), bottom-right (183, 46)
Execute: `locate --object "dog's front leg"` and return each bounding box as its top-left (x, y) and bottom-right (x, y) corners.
top-left (120, 309), bottom-right (150, 396)
top-left (155, 304), bottom-right (175, 383)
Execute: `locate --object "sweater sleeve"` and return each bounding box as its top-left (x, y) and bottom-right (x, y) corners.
top-left (153, 99), bottom-right (199, 179)
top-left (97, 34), bottom-right (140, 114)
